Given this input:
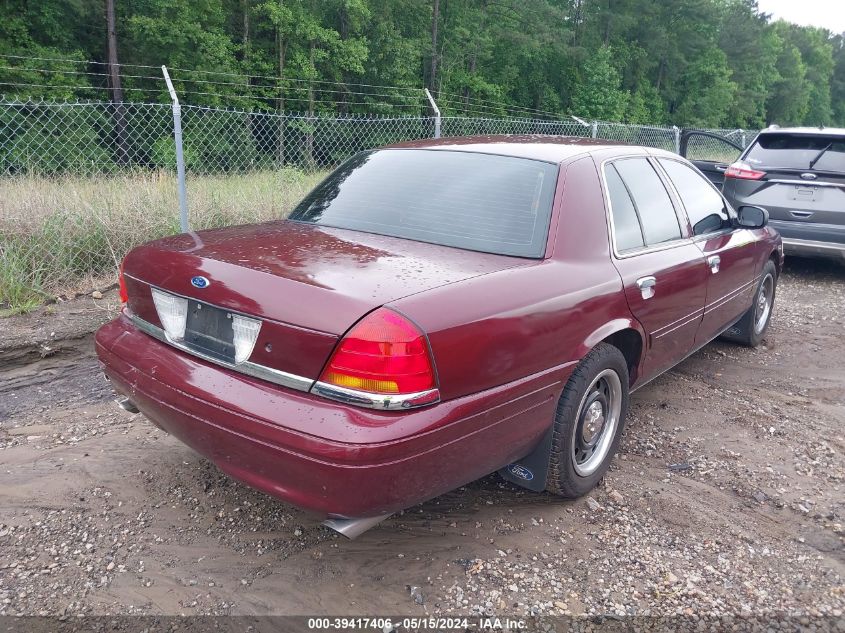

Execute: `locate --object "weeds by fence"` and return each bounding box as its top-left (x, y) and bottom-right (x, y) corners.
top-left (0, 169), bottom-right (323, 312)
top-left (0, 96), bottom-right (758, 313)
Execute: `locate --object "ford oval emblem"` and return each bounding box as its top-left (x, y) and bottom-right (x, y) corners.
top-left (191, 276), bottom-right (210, 289)
top-left (800, 173), bottom-right (817, 180)
top-left (507, 464), bottom-right (534, 481)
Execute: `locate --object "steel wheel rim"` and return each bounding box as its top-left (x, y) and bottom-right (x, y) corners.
top-left (571, 368), bottom-right (622, 477)
top-left (754, 274), bottom-right (774, 334)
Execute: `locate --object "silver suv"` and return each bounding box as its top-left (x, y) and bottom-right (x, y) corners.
top-left (721, 127), bottom-right (845, 261)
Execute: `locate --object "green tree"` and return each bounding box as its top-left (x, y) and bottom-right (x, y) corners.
top-left (832, 34), bottom-right (845, 125)
top-left (766, 24), bottom-right (810, 125)
top-left (785, 24), bottom-right (835, 125)
top-left (570, 46), bottom-right (628, 121)
top-left (0, 0), bottom-right (843, 132)
top-left (673, 47), bottom-right (737, 127)
top-left (718, 0), bottom-right (780, 128)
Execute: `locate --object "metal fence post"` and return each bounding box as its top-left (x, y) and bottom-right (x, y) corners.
top-left (672, 125), bottom-right (681, 154)
top-left (161, 65), bottom-right (189, 233)
top-left (424, 88), bottom-right (441, 139)
top-left (740, 129), bottom-right (747, 148)
top-left (591, 121), bottom-right (598, 139)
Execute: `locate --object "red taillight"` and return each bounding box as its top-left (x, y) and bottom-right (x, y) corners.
top-left (320, 308), bottom-right (437, 395)
top-left (118, 258), bottom-right (128, 304)
top-left (724, 162), bottom-right (766, 180)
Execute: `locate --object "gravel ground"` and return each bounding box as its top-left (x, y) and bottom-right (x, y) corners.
top-left (0, 257), bottom-right (843, 625)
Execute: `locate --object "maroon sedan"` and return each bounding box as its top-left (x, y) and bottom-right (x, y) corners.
top-left (96, 136), bottom-right (782, 537)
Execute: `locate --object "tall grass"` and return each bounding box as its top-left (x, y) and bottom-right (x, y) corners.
top-left (0, 169), bottom-right (325, 313)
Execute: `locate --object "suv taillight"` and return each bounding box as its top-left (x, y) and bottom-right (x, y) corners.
top-left (320, 308), bottom-right (438, 398)
top-left (118, 258), bottom-right (128, 303)
top-left (724, 161), bottom-right (766, 180)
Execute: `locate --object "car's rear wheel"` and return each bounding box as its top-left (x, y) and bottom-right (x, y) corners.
top-left (721, 260), bottom-right (777, 348)
top-left (545, 343), bottom-right (629, 498)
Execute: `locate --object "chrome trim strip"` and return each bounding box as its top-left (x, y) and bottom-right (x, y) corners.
top-left (653, 309), bottom-right (703, 340)
top-left (767, 179), bottom-right (845, 189)
top-left (127, 313), bottom-right (314, 392)
top-left (781, 237), bottom-right (845, 254)
top-left (703, 278), bottom-right (756, 316)
top-left (311, 381), bottom-right (440, 410)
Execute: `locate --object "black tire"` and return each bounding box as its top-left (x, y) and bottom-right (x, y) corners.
top-left (720, 260), bottom-right (777, 348)
top-left (546, 343), bottom-right (629, 498)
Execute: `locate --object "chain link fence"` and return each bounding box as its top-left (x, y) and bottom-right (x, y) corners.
top-left (0, 96), bottom-right (759, 312)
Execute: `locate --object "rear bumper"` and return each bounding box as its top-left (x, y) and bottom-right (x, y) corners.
top-left (769, 220), bottom-right (845, 260)
top-left (95, 314), bottom-right (567, 517)
top-left (781, 237), bottom-right (845, 260)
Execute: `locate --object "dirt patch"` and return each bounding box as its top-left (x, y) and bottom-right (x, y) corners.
top-left (0, 288), bottom-right (121, 367)
top-left (0, 258), bottom-right (843, 619)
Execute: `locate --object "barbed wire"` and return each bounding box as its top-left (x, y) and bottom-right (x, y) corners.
top-left (0, 54), bottom-right (553, 119)
top-left (0, 78), bottom-right (425, 109)
top-left (436, 91), bottom-right (560, 119)
top-left (0, 80), bottom-right (109, 91)
top-left (0, 81), bottom-right (168, 95)
top-left (0, 65), bottom-right (170, 83)
top-left (0, 53), bottom-right (107, 66)
top-left (0, 54), bottom-right (757, 134)
top-left (437, 97), bottom-right (551, 120)
top-left (167, 74), bottom-right (423, 99)
top-left (175, 91), bottom-right (424, 110)
top-left (0, 53), bottom-right (424, 92)
top-left (0, 83), bottom-right (425, 111)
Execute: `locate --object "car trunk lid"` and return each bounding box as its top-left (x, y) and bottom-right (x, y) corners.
top-left (122, 220), bottom-right (532, 381)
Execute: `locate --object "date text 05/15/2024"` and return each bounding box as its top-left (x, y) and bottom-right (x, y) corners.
top-left (306, 617), bottom-right (527, 630)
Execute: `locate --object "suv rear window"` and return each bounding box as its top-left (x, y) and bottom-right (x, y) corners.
top-left (745, 133), bottom-right (845, 172)
top-left (288, 149), bottom-right (558, 258)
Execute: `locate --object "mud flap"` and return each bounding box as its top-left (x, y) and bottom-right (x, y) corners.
top-left (497, 423), bottom-right (555, 492)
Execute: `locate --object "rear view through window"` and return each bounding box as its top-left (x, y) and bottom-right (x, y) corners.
top-left (289, 149), bottom-right (558, 258)
top-left (745, 133), bottom-right (845, 172)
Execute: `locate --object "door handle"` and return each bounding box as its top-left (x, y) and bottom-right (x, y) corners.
top-left (708, 255), bottom-right (721, 273)
top-left (636, 276), bottom-right (657, 300)
top-left (714, 163), bottom-right (729, 172)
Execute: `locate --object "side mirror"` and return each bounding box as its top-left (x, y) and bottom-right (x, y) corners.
top-left (736, 205), bottom-right (769, 229)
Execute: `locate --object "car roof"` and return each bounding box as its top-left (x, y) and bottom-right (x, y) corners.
top-left (384, 135), bottom-right (646, 163)
top-left (759, 126), bottom-right (845, 137)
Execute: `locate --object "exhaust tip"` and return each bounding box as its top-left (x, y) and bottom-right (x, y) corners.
top-left (115, 396), bottom-right (140, 414)
top-left (322, 513), bottom-right (391, 539)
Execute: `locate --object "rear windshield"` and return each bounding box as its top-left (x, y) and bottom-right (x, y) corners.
top-left (745, 133), bottom-right (845, 172)
top-left (288, 149), bottom-right (559, 258)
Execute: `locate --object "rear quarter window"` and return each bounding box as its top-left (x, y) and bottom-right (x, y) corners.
top-left (289, 149), bottom-right (559, 258)
top-left (745, 133), bottom-right (845, 172)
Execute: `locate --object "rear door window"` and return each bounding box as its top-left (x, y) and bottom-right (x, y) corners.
top-left (288, 149), bottom-right (559, 258)
top-left (745, 133), bottom-right (845, 172)
top-left (605, 164), bottom-right (645, 252)
top-left (612, 158), bottom-right (683, 245)
top-left (658, 159), bottom-right (730, 236)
